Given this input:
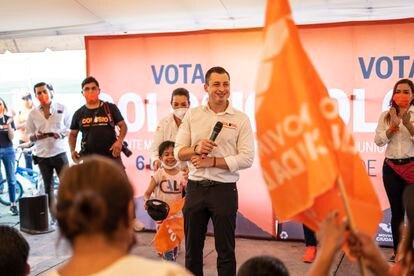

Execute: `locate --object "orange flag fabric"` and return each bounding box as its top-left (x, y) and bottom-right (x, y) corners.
top-left (154, 197), bottom-right (185, 253)
top-left (255, 0), bottom-right (382, 235)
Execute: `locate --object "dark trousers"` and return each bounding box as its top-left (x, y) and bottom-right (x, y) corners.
top-left (183, 180), bottom-right (238, 276)
top-left (383, 160), bottom-right (406, 252)
top-left (303, 224), bottom-right (317, 246)
top-left (37, 152), bottom-right (68, 211)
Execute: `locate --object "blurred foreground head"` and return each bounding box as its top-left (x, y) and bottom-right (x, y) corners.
top-left (0, 225), bottom-right (30, 276)
top-left (56, 155), bottom-right (134, 244)
top-left (237, 255), bottom-right (289, 276)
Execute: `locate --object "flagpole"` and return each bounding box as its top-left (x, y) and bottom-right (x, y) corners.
top-left (336, 175), bottom-right (368, 276)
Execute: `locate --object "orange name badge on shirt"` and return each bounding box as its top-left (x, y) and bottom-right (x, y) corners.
top-left (222, 121), bottom-right (237, 129)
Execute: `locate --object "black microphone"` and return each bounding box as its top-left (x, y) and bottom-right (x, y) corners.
top-left (200, 121), bottom-right (223, 159)
top-left (209, 121), bottom-right (223, 141)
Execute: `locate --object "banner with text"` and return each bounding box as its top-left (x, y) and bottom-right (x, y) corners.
top-left (86, 20), bottom-right (414, 241)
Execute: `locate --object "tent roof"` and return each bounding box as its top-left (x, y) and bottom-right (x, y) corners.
top-left (1, 0), bottom-right (414, 53)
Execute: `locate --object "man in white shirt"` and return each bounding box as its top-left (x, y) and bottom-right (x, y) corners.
top-left (150, 87), bottom-right (190, 170)
top-left (26, 82), bottom-right (71, 214)
top-left (174, 67), bottom-right (255, 276)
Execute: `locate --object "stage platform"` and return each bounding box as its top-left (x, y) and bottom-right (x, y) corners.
top-left (0, 205), bottom-right (393, 276)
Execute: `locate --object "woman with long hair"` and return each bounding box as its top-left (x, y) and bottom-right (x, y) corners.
top-left (374, 78), bottom-right (414, 261)
top-left (0, 97), bottom-right (17, 216)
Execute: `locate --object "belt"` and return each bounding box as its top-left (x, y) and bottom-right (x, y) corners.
top-left (190, 179), bottom-right (234, 187)
top-left (386, 157), bottom-right (414, 165)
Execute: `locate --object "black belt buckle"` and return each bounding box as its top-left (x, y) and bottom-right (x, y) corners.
top-left (388, 158), bottom-right (413, 165)
top-left (199, 179), bottom-right (217, 187)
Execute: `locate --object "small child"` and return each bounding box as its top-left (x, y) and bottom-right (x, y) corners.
top-left (144, 140), bottom-right (186, 261)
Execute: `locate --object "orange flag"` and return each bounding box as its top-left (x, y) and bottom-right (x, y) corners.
top-left (154, 197), bottom-right (185, 253)
top-left (255, 0), bottom-right (382, 235)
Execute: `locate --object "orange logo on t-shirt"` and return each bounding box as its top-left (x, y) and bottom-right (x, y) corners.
top-left (81, 116), bottom-right (109, 125)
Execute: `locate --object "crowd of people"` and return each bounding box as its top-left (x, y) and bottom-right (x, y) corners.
top-left (1, 71), bottom-right (414, 276)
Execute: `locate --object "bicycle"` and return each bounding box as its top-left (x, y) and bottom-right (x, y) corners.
top-left (0, 143), bottom-right (58, 206)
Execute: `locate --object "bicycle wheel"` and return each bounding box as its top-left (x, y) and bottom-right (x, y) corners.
top-left (0, 180), bottom-right (23, 206)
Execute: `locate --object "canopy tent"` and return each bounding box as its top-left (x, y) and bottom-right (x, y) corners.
top-left (1, 0), bottom-right (414, 53)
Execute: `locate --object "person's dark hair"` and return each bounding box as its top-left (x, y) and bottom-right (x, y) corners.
top-left (0, 226), bottom-right (30, 276)
top-left (56, 156), bottom-right (133, 244)
top-left (237, 255), bottom-right (289, 276)
top-left (33, 82), bottom-right (54, 93)
top-left (158, 140), bottom-right (175, 158)
top-left (0, 97), bottom-right (9, 113)
top-left (205, 66), bottom-right (230, 84)
top-left (82, 76), bottom-right (100, 89)
top-left (170, 87), bottom-right (190, 105)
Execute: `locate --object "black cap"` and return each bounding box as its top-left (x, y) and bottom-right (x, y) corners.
top-left (21, 92), bottom-right (31, 100)
top-left (146, 199), bottom-right (170, 221)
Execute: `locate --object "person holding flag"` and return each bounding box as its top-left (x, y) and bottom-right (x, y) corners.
top-left (144, 140), bottom-right (186, 261)
top-left (374, 78), bottom-right (414, 261)
top-left (255, 0), bottom-right (382, 269)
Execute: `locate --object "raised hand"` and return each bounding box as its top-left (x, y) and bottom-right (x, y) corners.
top-left (402, 111), bottom-right (412, 126)
top-left (348, 231), bottom-right (389, 275)
top-left (389, 107), bottom-right (401, 128)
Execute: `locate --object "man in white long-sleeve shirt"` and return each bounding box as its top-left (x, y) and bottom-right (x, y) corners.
top-left (26, 83), bottom-right (71, 214)
top-left (174, 66), bottom-right (254, 276)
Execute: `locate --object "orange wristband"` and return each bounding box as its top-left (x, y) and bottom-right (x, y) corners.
top-left (389, 126), bottom-right (399, 133)
top-left (213, 157), bottom-right (216, 167)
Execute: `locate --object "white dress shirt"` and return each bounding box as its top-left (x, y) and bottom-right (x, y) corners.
top-left (26, 102), bottom-right (71, 158)
top-left (374, 105), bottom-right (414, 159)
top-left (150, 113), bottom-right (179, 162)
top-left (174, 104), bottom-right (255, 183)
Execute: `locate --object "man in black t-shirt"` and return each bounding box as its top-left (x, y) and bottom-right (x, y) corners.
top-left (69, 77), bottom-right (127, 165)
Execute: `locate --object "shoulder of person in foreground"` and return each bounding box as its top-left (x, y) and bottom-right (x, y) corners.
top-left (106, 255), bottom-right (192, 275)
top-left (44, 255), bottom-right (191, 276)
top-left (141, 256), bottom-right (191, 275)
